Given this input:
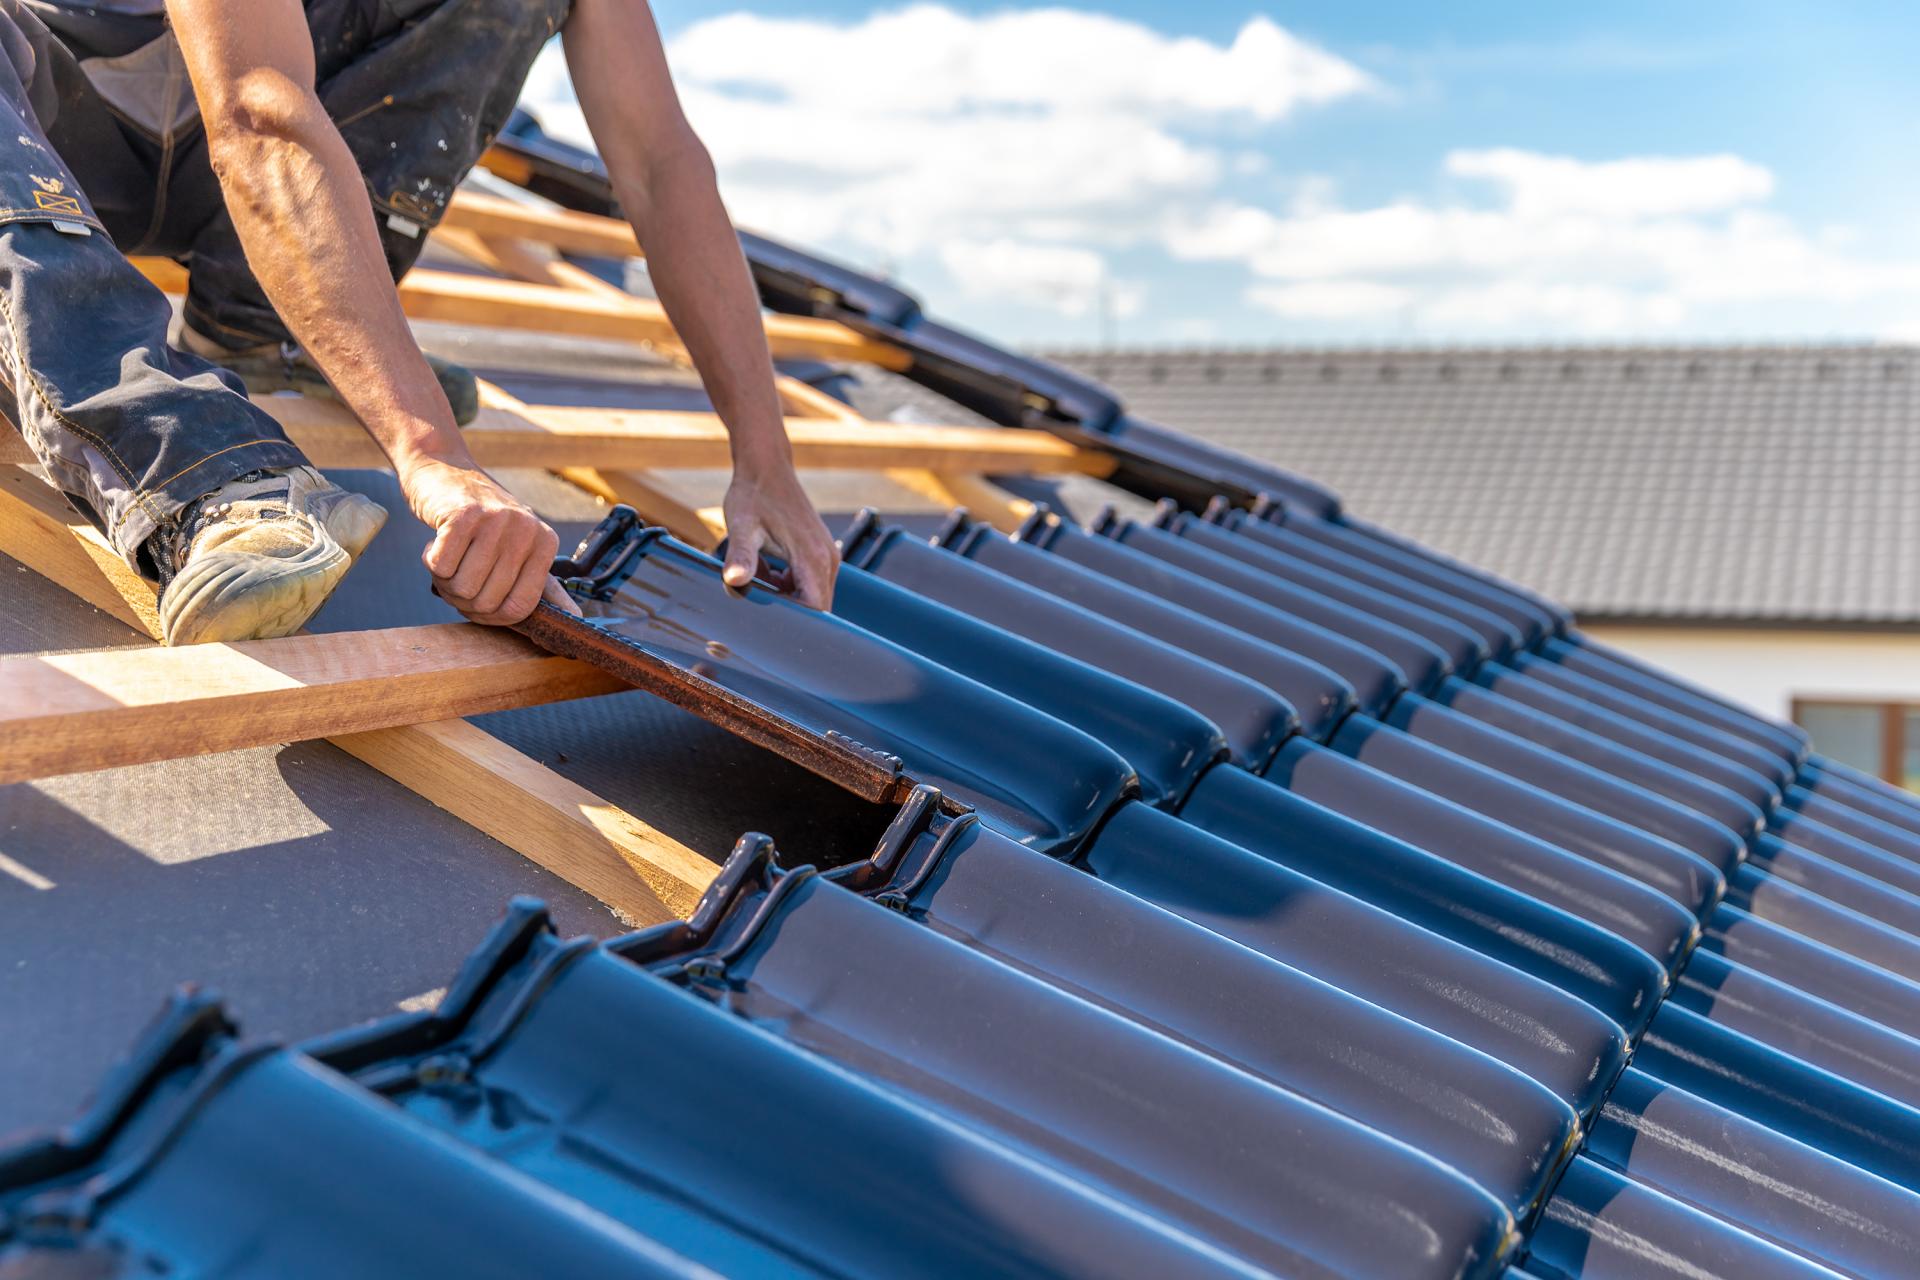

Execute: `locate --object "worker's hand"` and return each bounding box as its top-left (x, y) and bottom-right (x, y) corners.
top-left (721, 457), bottom-right (838, 610)
top-left (401, 457), bottom-right (581, 625)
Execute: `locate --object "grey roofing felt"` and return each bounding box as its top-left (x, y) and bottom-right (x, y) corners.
top-left (1042, 344), bottom-right (1920, 626)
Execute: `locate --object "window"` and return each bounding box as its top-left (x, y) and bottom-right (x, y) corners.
top-left (1792, 699), bottom-right (1919, 790)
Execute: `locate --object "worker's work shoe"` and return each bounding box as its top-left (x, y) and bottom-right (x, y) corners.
top-left (185, 332), bottom-right (480, 426)
top-left (156, 466), bottom-right (387, 646)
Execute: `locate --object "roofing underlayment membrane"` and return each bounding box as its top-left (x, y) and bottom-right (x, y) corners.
top-left (8, 131), bottom-right (1920, 1279)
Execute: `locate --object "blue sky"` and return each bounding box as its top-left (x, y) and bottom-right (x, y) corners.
top-left (520, 3), bottom-right (1920, 346)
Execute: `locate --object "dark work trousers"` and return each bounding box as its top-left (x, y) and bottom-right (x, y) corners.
top-left (0, 0), bottom-right (567, 576)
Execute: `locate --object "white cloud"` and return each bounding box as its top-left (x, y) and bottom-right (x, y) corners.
top-left (518, 5), bottom-right (1372, 294)
top-left (1247, 280), bottom-right (1411, 319)
top-left (517, 12), bottom-right (1920, 341)
top-left (939, 238), bottom-right (1144, 318)
top-left (1176, 148), bottom-right (1920, 335)
top-left (1443, 148), bottom-right (1773, 218)
top-left (664, 6), bottom-right (1372, 124)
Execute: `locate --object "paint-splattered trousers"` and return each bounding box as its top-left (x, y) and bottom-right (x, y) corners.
top-left (0, 0), bottom-right (566, 576)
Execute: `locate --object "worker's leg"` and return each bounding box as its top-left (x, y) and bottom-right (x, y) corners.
top-left (0, 0), bottom-right (308, 576)
top-left (182, 0), bottom-right (572, 353)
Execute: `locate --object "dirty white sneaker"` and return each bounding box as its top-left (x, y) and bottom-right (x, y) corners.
top-left (156, 466), bottom-right (387, 645)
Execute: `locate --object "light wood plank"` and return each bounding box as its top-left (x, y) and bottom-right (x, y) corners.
top-left (432, 190), bottom-right (1065, 520)
top-left (0, 624), bottom-right (624, 786)
top-left (398, 269), bottom-right (911, 369)
top-left (431, 227), bottom-right (643, 309)
top-left (442, 190), bottom-right (641, 260)
top-left (0, 466), bottom-right (162, 637)
top-left (881, 468), bottom-right (1036, 534)
top-left (2, 401), bottom-right (1099, 475)
top-left (127, 255), bottom-right (907, 370)
top-left (332, 718), bottom-right (715, 922)
top-left (421, 226), bottom-right (1007, 542)
top-left (469, 381), bottom-right (730, 550)
top-left (527, 406), bottom-right (1102, 474)
top-left (429, 225), bottom-right (569, 290)
top-left (131, 256), bottom-right (188, 294)
top-left (556, 464), bottom-right (726, 550)
top-left (0, 466), bottom-right (713, 926)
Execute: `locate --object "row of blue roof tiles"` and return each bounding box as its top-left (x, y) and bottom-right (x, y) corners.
top-left (11, 479), bottom-right (1920, 1276)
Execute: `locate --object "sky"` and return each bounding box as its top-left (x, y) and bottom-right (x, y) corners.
top-left (517, 2), bottom-right (1920, 347)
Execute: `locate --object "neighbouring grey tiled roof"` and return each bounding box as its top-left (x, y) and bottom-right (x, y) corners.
top-left (1041, 344), bottom-right (1920, 626)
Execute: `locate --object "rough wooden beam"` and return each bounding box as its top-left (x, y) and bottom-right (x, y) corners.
top-left (0, 465), bottom-right (713, 925)
top-left (0, 467), bottom-right (163, 637)
top-left (466, 381), bottom-right (729, 550)
top-left (130, 255), bottom-right (188, 294)
top-left (397, 269), bottom-right (911, 370)
top-left (331, 718), bottom-right (715, 921)
top-left (526, 406), bottom-right (1104, 474)
top-left (443, 189), bottom-right (640, 260)
top-left (429, 225), bottom-right (571, 290)
top-left (556, 464), bottom-right (726, 550)
top-left (5, 400), bottom-right (1093, 477)
top-left (882, 468), bottom-right (1036, 534)
top-left (431, 191), bottom-right (1066, 523)
top-left (419, 232), bottom-right (964, 543)
top-left (431, 226), bottom-right (644, 310)
top-left (127, 253), bottom-right (905, 370)
top-left (0, 624), bottom-right (625, 786)
top-left (764, 368), bottom-right (1044, 529)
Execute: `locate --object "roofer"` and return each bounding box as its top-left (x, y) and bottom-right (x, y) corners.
top-left (0, 0), bottom-right (838, 643)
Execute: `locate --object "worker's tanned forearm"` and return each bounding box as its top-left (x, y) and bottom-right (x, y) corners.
top-left (565, 0), bottom-right (838, 607)
top-left (168, 0), bottom-right (575, 626)
top-left (170, 0), bottom-right (457, 470)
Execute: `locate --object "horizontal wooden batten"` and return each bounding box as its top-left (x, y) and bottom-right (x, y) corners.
top-left (0, 465), bottom-right (714, 925)
top-left (0, 400), bottom-right (1101, 476)
top-left (0, 624), bottom-right (626, 787)
top-left (401, 269), bottom-right (910, 369)
top-left (526, 406), bottom-right (1105, 474)
top-left (125, 259), bottom-right (909, 371)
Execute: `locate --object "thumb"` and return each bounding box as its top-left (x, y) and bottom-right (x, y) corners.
top-left (722, 525), bottom-right (764, 592)
top-left (542, 575), bottom-right (582, 617)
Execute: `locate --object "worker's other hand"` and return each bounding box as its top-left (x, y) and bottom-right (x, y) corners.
top-left (721, 459), bottom-right (838, 610)
top-left (403, 458), bottom-right (581, 625)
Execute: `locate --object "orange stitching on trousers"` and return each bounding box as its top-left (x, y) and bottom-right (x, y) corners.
top-left (142, 437), bottom-right (295, 495)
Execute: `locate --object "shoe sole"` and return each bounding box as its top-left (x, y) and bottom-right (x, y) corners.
top-left (159, 493), bottom-right (388, 645)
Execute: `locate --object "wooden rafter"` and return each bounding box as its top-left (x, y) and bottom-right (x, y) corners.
top-left (0, 400), bottom-right (1103, 477)
top-left (0, 466), bottom-right (714, 925)
top-left (442, 190), bottom-right (641, 260)
top-left (477, 381), bottom-right (728, 550)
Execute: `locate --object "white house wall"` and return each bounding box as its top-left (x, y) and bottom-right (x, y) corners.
top-left (1579, 625), bottom-right (1920, 720)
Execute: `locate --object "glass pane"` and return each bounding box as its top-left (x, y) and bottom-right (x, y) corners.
top-left (1796, 702), bottom-right (1884, 777)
